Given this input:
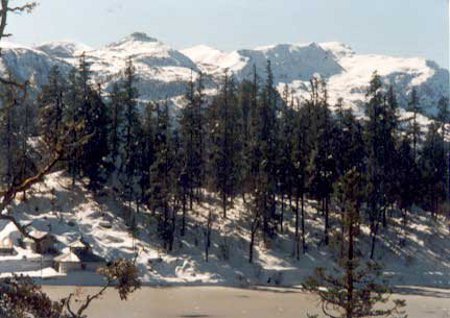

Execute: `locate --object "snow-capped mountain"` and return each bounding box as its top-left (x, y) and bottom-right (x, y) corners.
top-left (0, 42), bottom-right (72, 88)
top-left (36, 41), bottom-right (93, 59)
top-left (183, 41), bottom-right (449, 115)
top-left (0, 32), bottom-right (447, 116)
top-left (321, 42), bottom-right (448, 115)
top-left (183, 42), bottom-right (344, 83)
top-left (81, 32), bottom-right (203, 100)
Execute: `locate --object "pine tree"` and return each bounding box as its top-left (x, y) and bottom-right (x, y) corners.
top-left (420, 122), bottom-right (447, 217)
top-left (83, 84), bottom-right (110, 190)
top-left (149, 101), bottom-right (177, 251)
top-left (240, 65), bottom-right (260, 197)
top-left (406, 88), bottom-right (422, 159)
top-left (436, 97), bottom-right (449, 206)
top-left (109, 82), bottom-right (124, 163)
top-left (207, 72), bottom-right (243, 218)
top-left (119, 58), bottom-right (142, 206)
top-left (332, 98), bottom-right (364, 256)
top-left (179, 71), bottom-right (206, 230)
top-left (38, 65), bottom-right (66, 152)
top-left (306, 169), bottom-right (406, 318)
top-left (256, 60), bottom-right (279, 240)
top-left (292, 98), bottom-right (310, 256)
top-left (276, 85), bottom-right (296, 233)
top-left (333, 98), bottom-right (364, 177)
top-left (306, 77), bottom-right (336, 246)
top-left (137, 102), bottom-right (155, 205)
top-left (396, 137), bottom-right (416, 245)
top-left (64, 67), bottom-right (83, 186)
top-left (0, 74), bottom-right (24, 187)
top-left (363, 73), bottom-right (398, 258)
top-left (64, 55), bottom-right (110, 190)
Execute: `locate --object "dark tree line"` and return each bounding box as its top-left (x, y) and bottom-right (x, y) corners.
top-left (1, 57), bottom-right (448, 258)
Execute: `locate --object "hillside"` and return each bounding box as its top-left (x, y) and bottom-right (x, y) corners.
top-left (1, 171), bottom-right (448, 289)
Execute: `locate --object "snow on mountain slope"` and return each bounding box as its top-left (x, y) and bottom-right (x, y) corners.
top-left (181, 45), bottom-right (249, 75)
top-left (36, 41), bottom-right (93, 59)
top-left (182, 42), bottom-right (344, 84)
top-left (87, 32), bottom-right (198, 78)
top-left (0, 33), bottom-right (447, 116)
top-left (181, 45), bottom-right (226, 66)
top-left (320, 42), bottom-right (449, 114)
top-left (0, 41), bottom-right (71, 87)
top-left (184, 40), bottom-right (448, 115)
top-left (238, 42), bottom-right (345, 83)
top-left (320, 41), bottom-right (355, 59)
top-left (0, 33), bottom-right (203, 102)
top-left (76, 32), bottom-right (203, 101)
top-left (1, 171), bottom-right (448, 288)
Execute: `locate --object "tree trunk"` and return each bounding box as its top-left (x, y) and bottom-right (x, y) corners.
top-left (181, 195), bottom-right (187, 237)
top-left (293, 196), bottom-right (299, 260)
top-left (205, 211), bottom-right (212, 262)
top-left (382, 207), bottom-right (387, 228)
top-left (280, 194), bottom-right (285, 233)
top-left (340, 206), bottom-right (345, 259)
top-left (222, 192), bottom-right (227, 219)
top-left (301, 193), bottom-right (306, 254)
top-left (324, 197), bottom-right (329, 246)
top-left (249, 212), bottom-right (259, 264)
top-left (370, 210), bottom-right (381, 259)
top-left (189, 186), bottom-right (194, 211)
top-left (346, 205), bottom-right (355, 318)
top-left (169, 207), bottom-right (176, 252)
top-left (249, 231), bottom-right (255, 263)
top-left (402, 208), bottom-right (407, 246)
top-left (241, 193), bottom-right (246, 204)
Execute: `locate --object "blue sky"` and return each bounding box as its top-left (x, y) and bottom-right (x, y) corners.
top-left (8, 0), bottom-right (449, 68)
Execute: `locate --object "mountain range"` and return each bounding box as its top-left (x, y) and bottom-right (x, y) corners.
top-left (0, 32), bottom-right (448, 116)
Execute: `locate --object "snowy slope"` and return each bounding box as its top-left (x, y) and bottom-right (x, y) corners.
top-left (183, 41), bottom-right (449, 115)
top-left (36, 41), bottom-right (93, 59)
top-left (0, 41), bottom-right (71, 87)
top-left (85, 32), bottom-right (199, 81)
top-left (1, 171), bottom-right (448, 288)
top-left (181, 45), bottom-right (245, 75)
top-left (183, 42), bottom-right (344, 83)
top-left (51, 32), bottom-right (204, 101)
top-left (321, 42), bottom-right (449, 114)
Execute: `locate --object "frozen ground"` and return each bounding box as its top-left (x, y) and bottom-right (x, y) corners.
top-left (42, 286), bottom-right (450, 318)
top-left (0, 171), bottom-right (449, 289)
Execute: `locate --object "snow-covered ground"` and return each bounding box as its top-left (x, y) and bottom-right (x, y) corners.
top-left (0, 171), bottom-right (449, 289)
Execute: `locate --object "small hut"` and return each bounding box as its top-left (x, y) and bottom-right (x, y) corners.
top-left (69, 239), bottom-right (90, 253)
top-left (54, 251), bottom-right (80, 273)
top-left (26, 230), bottom-right (57, 254)
top-left (0, 237), bottom-right (14, 255)
top-left (54, 238), bottom-right (105, 273)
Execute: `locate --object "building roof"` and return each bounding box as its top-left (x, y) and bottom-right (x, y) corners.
top-left (69, 239), bottom-right (88, 249)
top-left (28, 230), bottom-right (49, 241)
top-left (0, 237), bottom-right (13, 249)
top-left (54, 251), bottom-right (80, 263)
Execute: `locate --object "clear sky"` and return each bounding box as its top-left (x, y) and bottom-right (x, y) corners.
top-left (8, 0), bottom-right (450, 69)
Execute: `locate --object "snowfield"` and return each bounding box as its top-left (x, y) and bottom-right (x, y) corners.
top-left (1, 171), bottom-right (448, 289)
top-left (0, 32), bottom-right (447, 116)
